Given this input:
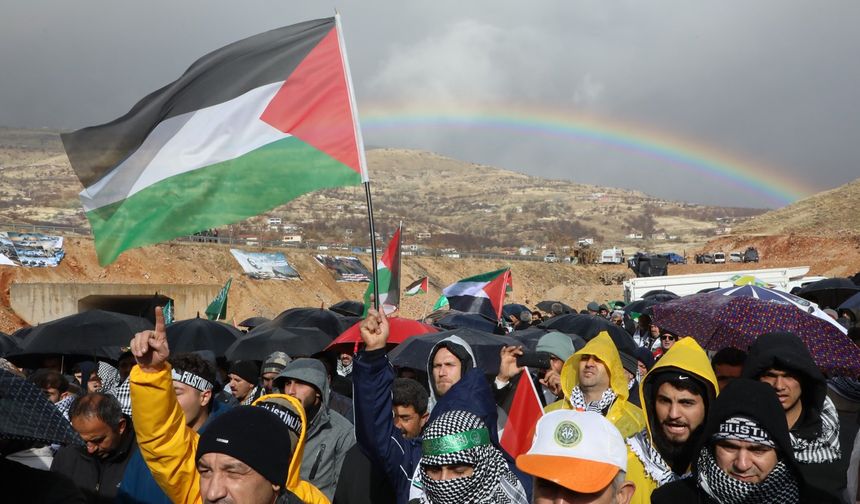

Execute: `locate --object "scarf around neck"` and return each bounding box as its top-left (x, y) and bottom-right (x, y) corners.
top-left (569, 386), bottom-right (616, 414)
top-left (791, 395), bottom-right (840, 463)
top-left (697, 447), bottom-right (799, 504)
top-left (627, 429), bottom-right (690, 486)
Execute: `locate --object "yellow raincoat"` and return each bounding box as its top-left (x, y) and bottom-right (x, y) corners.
top-left (545, 331), bottom-right (645, 438)
top-left (130, 364), bottom-right (329, 504)
top-left (625, 336), bottom-right (718, 504)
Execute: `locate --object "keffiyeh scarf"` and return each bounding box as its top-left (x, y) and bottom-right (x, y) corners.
top-left (791, 395), bottom-right (840, 463)
top-left (415, 410), bottom-right (527, 504)
top-left (698, 447), bottom-right (799, 504)
top-left (627, 429), bottom-right (690, 486)
top-left (569, 386), bottom-right (616, 414)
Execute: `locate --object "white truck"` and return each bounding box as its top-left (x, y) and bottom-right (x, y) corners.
top-left (623, 266), bottom-right (821, 302)
top-left (600, 247), bottom-right (625, 264)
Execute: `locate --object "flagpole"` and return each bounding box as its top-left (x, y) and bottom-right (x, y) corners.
top-left (335, 12), bottom-right (378, 311)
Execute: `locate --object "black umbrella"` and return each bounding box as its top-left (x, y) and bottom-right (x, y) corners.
top-left (237, 317), bottom-right (270, 329)
top-left (0, 369), bottom-right (83, 446)
top-left (273, 307), bottom-right (344, 339)
top-left (512, 326), bottom-right (586, 352)
top-left (0, 333), bottom-right (21, 357)
top-left (838, 291), bottom-right (860, 317)
top-left (796, 278), bottom-right (860, 310)
top-left (166, 317), bottom-right (244, 357)
top-left (623, 298), bottom-right (663, 317)
top-left (536, 300), bottom-right (575, 314)
top-left (12, 310), bottom-right (153, 361)
top-left (503, 303), bottom-right (530, 320)
top-left (642, 290), bottom-right (680, 302)
top-left (387, 327), bottom-right (518, 375)
top-left (329, 300), bottom-right (365, 317)
top-left (226, 322), bottom-right (333, 361)
top-left (539, 314), bottom-right (636, 354)
top-left (435, 312), bottom-right (502, 334)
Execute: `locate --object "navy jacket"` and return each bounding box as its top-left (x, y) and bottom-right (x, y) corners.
top-left (353, 348), bottom-right (531, 504)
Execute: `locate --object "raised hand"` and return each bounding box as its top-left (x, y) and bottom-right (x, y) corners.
top-left (130, 307), bottom-right (170, 373)
top-left (360, 308), bottom-right (390, 351)
top-left (496, 345), bottom-right (524, 383)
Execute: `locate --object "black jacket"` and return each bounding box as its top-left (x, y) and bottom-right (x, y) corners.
top-left (333, 444), bottom-right (396, 504)
top-left (742, 331), bottom-right (846, 502)
top-left (50, 420), bottom-right (136, 504)
top-left (2, 457), bottom-right (87, 504)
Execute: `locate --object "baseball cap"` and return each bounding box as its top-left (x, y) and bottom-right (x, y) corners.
top-left (516, 410), bottom-right (627, 493)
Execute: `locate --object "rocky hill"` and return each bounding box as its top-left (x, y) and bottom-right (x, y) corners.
top-left (0, 128), bottom-right (765, 254)
top-left (735, 177), bottom-right (860, 236)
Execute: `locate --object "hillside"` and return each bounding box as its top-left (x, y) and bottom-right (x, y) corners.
top-left (0, 128), bottom-right (765, 254)
top-left (736, 177), bottom-right (860, 235)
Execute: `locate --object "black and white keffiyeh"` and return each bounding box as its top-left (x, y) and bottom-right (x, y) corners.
top-left (791, 395), bottom-right (840, 463)
top-left (569, 386), bottom-right (616, 414)
top-left (109, 377), bottom-right (132, 416)
top-left (697, 446), bottom-right (799, 504)
top-left (415, 410), bottom-right (527, 504)
top-left (627, 429), bottom-right (690, 486)
top-left (97, 361), bottom-right (120, 395)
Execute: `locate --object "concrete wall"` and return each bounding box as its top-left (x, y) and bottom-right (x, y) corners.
top-left (11, 283), bottom-right (221, 324)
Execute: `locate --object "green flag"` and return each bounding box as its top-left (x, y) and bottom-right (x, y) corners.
top-left (433, 294), bottom-right (449, 310)
top-left (162, 299), bottom-right (174, 325)
top-left (206, 278), bottom-right (232, 321)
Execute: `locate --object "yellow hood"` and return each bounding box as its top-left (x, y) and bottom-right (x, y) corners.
top-left (638, 336), bottom-right (719, 438)
top-left (253, 393), bottom-right (329, 504)
top-left (555, 331), bottom-right (645, 437)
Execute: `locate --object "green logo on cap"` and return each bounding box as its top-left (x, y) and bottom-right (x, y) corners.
top-left (554, 420), bottom-right (582, 447)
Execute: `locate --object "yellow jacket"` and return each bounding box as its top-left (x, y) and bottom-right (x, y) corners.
top-left (625, 337), bottom-right (718, 504)
top-left (544, 331), bottom-right (645, 438)
top-left (130, 364), bottom-right (329, 504)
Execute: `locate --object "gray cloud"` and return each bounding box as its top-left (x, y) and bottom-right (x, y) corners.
top-left (2, 1), bottom-right (858, 208)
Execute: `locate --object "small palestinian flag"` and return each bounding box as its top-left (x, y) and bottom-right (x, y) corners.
top-left (364, 225), bottom-right (402, 315)
top-left (404, 277), bottom-right (429, 296)
top-left (442, 267), bottom-right (511, 321)
top-left (62, 16), bottom-right (367, 266)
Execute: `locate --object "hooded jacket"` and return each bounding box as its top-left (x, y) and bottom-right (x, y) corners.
top-left (625, 336), bottom-right (719, 504)
top-left (353, 335), bottom-right (530, 504)
top-left (275, 359), bottom-right (356, 501)
top-left (425, 335), bottom-right (475, 410)
top-left (544, 331), bottom-right (645, 438)
top-left (652, 379), bottom-right (803, 503)
top-left (742, 331), bottom-right (846, 502)
top-left (129, 363), bottom-right (329, 504)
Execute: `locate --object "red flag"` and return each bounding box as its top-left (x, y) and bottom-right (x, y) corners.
top-left (500, 369), bottom-right (544, 458)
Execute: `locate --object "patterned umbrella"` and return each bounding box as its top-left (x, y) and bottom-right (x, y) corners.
top-left (652, 292), bottom-right (860, 376)
top-left (0, 369), bottom-right (83, 446)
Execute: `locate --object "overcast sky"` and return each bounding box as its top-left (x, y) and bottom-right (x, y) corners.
top-left (2, 1), bottom-right (858, 208)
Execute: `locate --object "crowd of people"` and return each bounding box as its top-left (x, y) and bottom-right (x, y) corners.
top-left (1, 294), bottom-right (859, 504)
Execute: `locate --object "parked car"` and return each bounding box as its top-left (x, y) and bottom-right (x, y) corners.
top-left (713, 252), bottom-right (726, 264)
top-left (696, 253), bottom-right (714, 264)
top-left (743, 247), bottom-right (760, 263)
top-left (544, 252), bottom-right (560, 263)
top-left (729, 252), bottom-right (743, 262)
top-left (660, 252), bottom-right (687, 264)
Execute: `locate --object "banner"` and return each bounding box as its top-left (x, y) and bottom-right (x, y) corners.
top-left (314, 255), bottom-right (371, 282)
top-left (230, 249), bottom-right (300, 280)
top-left (0, 232), bottom-right (65, 267)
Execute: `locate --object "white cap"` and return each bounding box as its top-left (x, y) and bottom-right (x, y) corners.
top-left (516, 410), bottom-right (627, 493)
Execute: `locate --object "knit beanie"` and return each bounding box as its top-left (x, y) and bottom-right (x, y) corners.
top-left (229, 360), bottom-right (260, 385)
top-left (536, 332), bottom-right (576, 362)
top-left (196, 406), bottom-right (292, 486)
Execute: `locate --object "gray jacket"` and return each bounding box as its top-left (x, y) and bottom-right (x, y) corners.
top-left (277, 358), bottom-right (355, 500)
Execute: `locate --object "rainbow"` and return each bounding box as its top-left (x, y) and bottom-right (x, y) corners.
top-left (358, 102), bottom-right (814, 207)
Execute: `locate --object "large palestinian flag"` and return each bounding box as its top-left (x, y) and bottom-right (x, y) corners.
top-left (442, 267), bottom-right (511, 321)
top-left (363, 225), bottom-right (402, 315)
top-left (62, 16), bottom-right (368, 266)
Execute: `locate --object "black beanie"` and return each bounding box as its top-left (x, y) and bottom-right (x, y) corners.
top-left (196, 406), bottom-right (292, 486)
top-left (229, 360), bottom-right (260, 385)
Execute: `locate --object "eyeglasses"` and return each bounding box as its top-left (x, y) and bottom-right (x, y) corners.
top-left (660, 335), bottom-right (677, 341)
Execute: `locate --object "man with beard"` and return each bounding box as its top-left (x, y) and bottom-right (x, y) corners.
top-left (743, 331), bottom-right (846, 502)
top-left (653, 379), bottom-right (804, 503)
top-left (624, 336), bottom-right (718, 504)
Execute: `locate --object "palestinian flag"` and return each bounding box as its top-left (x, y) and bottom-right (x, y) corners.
top-left (363, 225), bottom-right (402, 315)
top-left (62, 16), bottom-right (368, 266)
top-left (441, 267), bottom-right (511, 321)
top-left (205, 278), bottom-right (232, 321)
top-left (404, 277), bottom-right (429, 296)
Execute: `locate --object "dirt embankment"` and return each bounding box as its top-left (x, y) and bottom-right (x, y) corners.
top-left (2, 233), bottom-right (858, 333)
